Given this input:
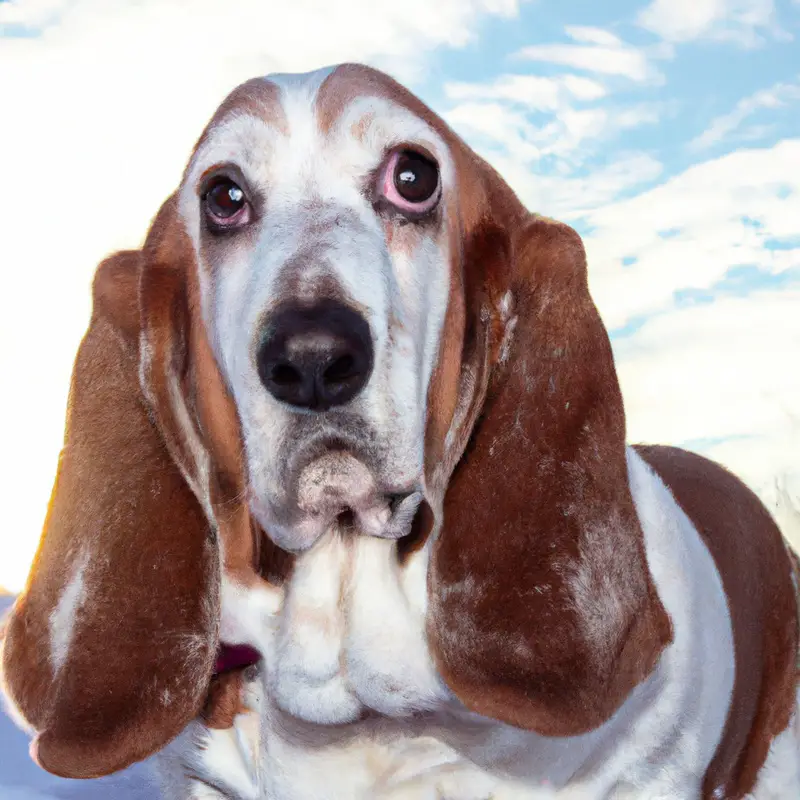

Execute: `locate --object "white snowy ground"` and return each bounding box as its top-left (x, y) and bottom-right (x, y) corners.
top-left (0, 596), bottom-right (162, 799)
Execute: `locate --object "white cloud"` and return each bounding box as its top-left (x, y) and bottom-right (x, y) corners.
top-left (583, 139), bottom-right (800, 329)
top-left (515, 26), bottom-right (660, 83)
top-left (0, 0), bottom-right (67, 28)
top-left (0, 0), bottom-right (522, 593)
top-left (637, 0), bottom-right (782, 46)
top-left (690, 78), bottom-right (800, 149)
top-left (565, 25), bottom-right (625, 48)
top-left (444, 93), bottom-right (660, 170)
top-left (444, 87), bottom-right (666, 224)
top-left (612, 287), bottom-right (800, 506)
top-left (444, 72), bottom-right (607, 110)
top-left (562, 75), bottom-right (610, 101)
top-left (441, 64), bottom-right (661, 174)
top-left (440, 29), bottom-right (667, 212)
top-left (485, 152), bottom-right (665, 218)
top-left (444, 101), bottom-right (545, 161)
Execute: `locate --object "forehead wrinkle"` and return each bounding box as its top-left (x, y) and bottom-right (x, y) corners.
top-left (317, 63), bottom-right (437, 134)
top-left (332, 95), bottom-right (448, 166)
top-left (182, 80), bottom-right (288, 195)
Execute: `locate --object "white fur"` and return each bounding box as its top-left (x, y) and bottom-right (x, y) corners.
top-left (497, 290), bottom-right (517, 365)
top-left (138, 331), bottom-right (215, 527)
top-left (271, 534), bottom-right (448, 724)
top-left (219, 577), bottom-right (282, 657)
top-left (153, 668), bottom-right (264, 799)
top-left (271, 533), bottom-right (361, 723)
top-left (48, 549), bottom-right (90, 673)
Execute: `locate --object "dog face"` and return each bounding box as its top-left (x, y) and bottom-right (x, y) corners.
top-left (179, 67), bottom-right (460, 551)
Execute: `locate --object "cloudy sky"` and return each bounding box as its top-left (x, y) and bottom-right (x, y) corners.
top-left (0, 0), bottom-right (798, 592)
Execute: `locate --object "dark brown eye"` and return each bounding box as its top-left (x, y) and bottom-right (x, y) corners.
top-left (207, 179), bottom-right (245, 217)
top-left (392, 151), bottom-right (439, 205)
top-left (203, 177), bottom-right (249, 228)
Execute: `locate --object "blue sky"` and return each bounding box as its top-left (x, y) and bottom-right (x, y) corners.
top-left (0, 0), bottom-right (798, 590)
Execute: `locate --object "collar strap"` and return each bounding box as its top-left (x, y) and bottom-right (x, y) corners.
top-left (213, 643), bottom-right (261, 676)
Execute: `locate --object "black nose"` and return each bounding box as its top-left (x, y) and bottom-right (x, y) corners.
top-left (256, 302), bottom-right (374, 411)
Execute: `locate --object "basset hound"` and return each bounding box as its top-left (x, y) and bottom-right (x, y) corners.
top-left (1, 63), bottom-right (798, 800)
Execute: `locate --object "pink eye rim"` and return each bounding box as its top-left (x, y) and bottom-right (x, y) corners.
top-left (380, 148), bottom-right (441, 216)
top-left (202, 175), bottom-right (252, 232)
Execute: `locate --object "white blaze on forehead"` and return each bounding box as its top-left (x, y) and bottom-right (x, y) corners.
top-left (267, 66), bottom-right (337, 87)
top-left (264, 65), bottom-right (336, 109)
top-left (49, 549), bottom-right (90, 673)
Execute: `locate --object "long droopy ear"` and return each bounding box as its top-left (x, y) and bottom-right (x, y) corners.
top-left (428, 212), bottom-right (673, 737)
top-left (0, 242), bottom-right (220, 776)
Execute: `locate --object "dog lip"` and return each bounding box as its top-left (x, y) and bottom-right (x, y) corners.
top-left (367, 489), bottom-right (423, 540)
top-left (292, 450), bottom-right (423, 540)
top-left (386, 483), bottom-right (422, 501)
top-left (263, 426), bottom-right (424, 545)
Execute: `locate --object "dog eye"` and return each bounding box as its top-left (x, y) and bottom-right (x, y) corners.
top-left (203, 177), bottom-right (250, 230)
top-left (381, 149), bottom-right (440, 215)
top-left (394, 152), bottom-right (438, 203)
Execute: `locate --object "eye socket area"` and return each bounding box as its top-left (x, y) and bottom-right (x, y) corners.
top-left (202, 175), bottom-right (252, 232)
top-left (380, 148), bottom-right (441, 216)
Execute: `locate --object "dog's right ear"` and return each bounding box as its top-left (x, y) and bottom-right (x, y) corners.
top-left (0, 245), bottom-right (221, 779)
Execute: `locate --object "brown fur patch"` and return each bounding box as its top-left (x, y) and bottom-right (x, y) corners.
top-left (202, 671), bottom-right (251, 730)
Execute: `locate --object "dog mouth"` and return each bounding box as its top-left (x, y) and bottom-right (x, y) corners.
top-left (295, 449), bottom-right (422, 540)
top-left (249, 431), bottom-right (423, 550)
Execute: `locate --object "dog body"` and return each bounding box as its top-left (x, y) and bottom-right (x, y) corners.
top-left (152, 447), bottom-right (799, 800)
top-left (2, 65), bottom-right (798, 800)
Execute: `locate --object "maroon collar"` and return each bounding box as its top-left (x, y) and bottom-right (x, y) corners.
top-left (213, 643), bottom-right (261, 676)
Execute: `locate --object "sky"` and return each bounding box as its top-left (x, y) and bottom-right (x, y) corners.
top-left (0, 0), bottom-right (798, 593)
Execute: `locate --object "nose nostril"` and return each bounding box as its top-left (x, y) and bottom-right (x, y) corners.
top-left (271, 362), bottom-right (302, 386)
top-left (323, 354), bottom-right (357, 384)
top-left (257, 301), bottom-right (373, 411)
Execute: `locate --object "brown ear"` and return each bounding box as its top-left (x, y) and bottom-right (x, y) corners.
top-left (0, 248), bottom-right (220, 778)
top-left (428, 214), bottom-right (673, 736)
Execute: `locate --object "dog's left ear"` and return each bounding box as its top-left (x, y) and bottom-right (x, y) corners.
top-left (0, 242), bottom-right (221, 778)
top-left (426, 186), bottom-right (673, 736)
